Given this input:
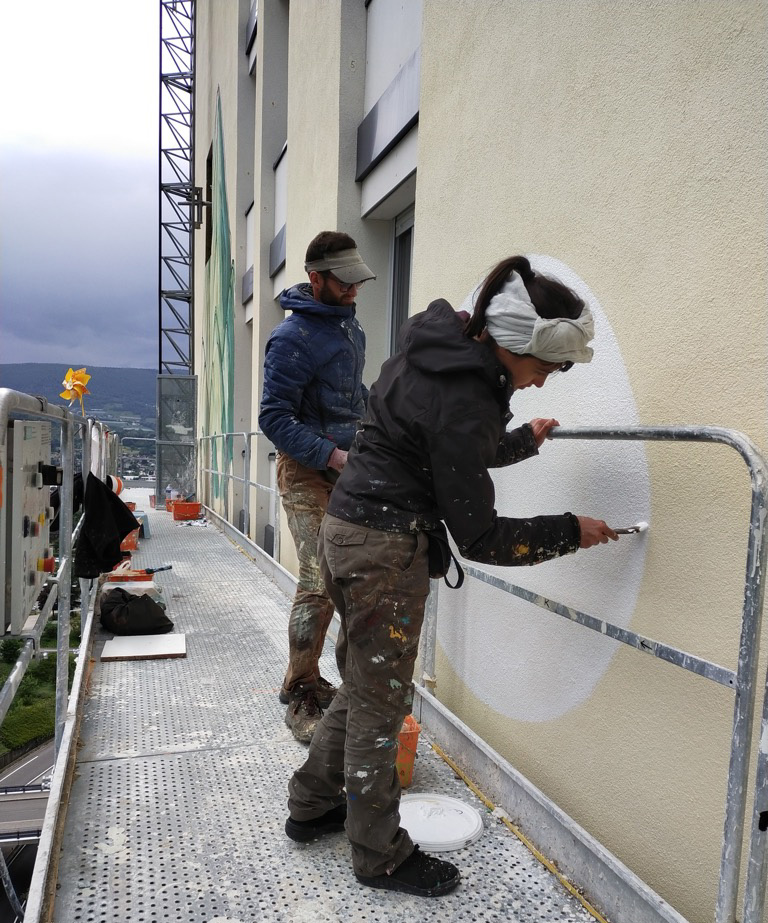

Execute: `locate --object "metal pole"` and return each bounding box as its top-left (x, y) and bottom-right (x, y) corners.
top-left (82, 419), bottom-right (92, 482)
top-left (743, 666), bottom-right (768, 922)
top-left (55, 419), bottom-right (75, 756)
top-left (420, 580), bottom-right (440, 693)
top-left (242, 433), bottom-right (251, 536)
top-left (0, 847), bottom-right (24, 920)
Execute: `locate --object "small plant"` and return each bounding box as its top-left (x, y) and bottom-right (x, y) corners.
top-left (1, 638), bottom-right (23, 664)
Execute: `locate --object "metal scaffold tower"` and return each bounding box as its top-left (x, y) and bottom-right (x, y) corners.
top-left (158, 0), bottom-right (199, 500)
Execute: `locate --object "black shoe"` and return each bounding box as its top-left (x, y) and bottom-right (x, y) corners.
top-left (279, 677), bottom-right (338, 709)
top-left (285, 688), bottom-right (323, 743)
top-left (355, 846), bottom-right (461, 897)
top-left (285, 803), bottom-right (347, 842)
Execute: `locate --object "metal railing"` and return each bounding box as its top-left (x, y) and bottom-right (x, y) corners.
top-left (198, 431), bottom-right (279, 556)
top-left (420, 424), bottom-right (768, 923)
top-left (193, 421), bottom-right (768, 923)
top-left (0, 389), bottom-right (113, 920)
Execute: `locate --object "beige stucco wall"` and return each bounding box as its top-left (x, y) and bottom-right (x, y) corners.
top-left (413, 3), bottom-right (768, 920)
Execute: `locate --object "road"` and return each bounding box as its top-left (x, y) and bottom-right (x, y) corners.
top-left (0, 742), bottom-right (54, 921)
top-left (0, 742), bottom-right (53, 791)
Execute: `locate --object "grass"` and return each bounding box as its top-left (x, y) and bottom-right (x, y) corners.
top-left (0, 625), bottom-right (76, 757)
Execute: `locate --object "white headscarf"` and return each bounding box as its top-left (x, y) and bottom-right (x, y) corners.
top-left (484, 271), bottom-right (594, 364)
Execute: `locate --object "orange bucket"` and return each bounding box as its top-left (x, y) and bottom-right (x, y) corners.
top-left (149, 495), bottom-right (156, 509)
top-left (173, 501), bottom-right (201, 521)
top-left (395, 714), bottom-right (421, 788)
top-left (165, 499), bottom-right (175, 511)
top-left (124, 501), bottom-right (136, 511)
top-left (120, 529), bottom-right (140, 552)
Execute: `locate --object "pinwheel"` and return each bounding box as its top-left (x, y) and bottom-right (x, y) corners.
top-left (60, 367), bottom-right (91, 416)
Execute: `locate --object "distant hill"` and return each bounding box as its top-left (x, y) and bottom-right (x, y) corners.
top-left (0, 364), bottom-right (157, 434)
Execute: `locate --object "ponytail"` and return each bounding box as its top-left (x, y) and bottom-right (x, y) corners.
top-left (464, 255), bottom-right (584, 339)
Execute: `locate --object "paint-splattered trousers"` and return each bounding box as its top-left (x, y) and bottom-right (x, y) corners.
top-left (287, 514), bottom-right (430, 877)
top-left (277, 453), bottom-right (336, 693)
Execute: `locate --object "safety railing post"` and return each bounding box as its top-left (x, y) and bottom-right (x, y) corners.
top-left (717, 470), bottom-right (768, 923)
top-left (738, 481), bottom-right (768, 923)
top-left (83, 418), bottom-right (93, 479)
top-left (242, 433), bottom-right (250, 537)
top-left (0, 848), bottom-right (23, 920)
top-left (55, 418), bottom-right (75, 756)
top-left (420, 580), bottom-right (440, 693)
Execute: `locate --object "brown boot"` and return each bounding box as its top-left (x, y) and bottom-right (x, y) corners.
top-left (285, 688), bottom-right (323, 743)
top-left (279, 677), bottom-right (338, 708)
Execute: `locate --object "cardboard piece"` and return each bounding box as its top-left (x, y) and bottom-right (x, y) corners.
top-left (101, 634), bottom-right (186, 661)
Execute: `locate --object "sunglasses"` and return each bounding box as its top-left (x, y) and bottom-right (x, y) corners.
top-left (324, 271), bottom-right (365, 293)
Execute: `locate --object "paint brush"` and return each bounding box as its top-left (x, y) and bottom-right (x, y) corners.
top-left (614, 522), bottom-right (649, 535)
top-left (144, 564), bottom-right (173, 574)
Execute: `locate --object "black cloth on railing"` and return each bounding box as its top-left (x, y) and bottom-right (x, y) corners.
top-left (49, 472), bottom-right (84, 533)
top-left (74, 473), bottom-right (140, 577)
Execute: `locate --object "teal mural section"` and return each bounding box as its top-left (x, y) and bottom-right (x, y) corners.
top-left (201, 92), bottom-right (235, 498)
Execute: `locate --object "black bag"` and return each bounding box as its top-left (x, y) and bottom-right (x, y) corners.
top-left (100, 588), bottom-right (174, 636)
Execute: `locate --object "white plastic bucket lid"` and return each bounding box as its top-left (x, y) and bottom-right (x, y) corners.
top-left (399, 793), bottom-right (484, 852)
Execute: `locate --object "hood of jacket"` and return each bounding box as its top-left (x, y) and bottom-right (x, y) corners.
top-left (279, 282), bottom-right (356, 318)
top-left (400, 299), bottom-right (510, 394)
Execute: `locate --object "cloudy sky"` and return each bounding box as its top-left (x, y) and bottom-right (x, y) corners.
top-left (0, 0), bottom-right (159, 370)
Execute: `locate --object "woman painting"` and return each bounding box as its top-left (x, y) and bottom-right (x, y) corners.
top-left (284, 255), bottom-right (618, 897)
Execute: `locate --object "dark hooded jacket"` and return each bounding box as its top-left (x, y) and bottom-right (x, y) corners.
top-left (259, 283), bottom-right (368, 470)
top-left (327, 299), bottom-right (581, 567)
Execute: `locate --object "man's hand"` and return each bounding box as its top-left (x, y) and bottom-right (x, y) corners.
top-left (530, 418), bottom-right (560, 448)
top-left (577, 516), bottom-right (619, 548)
top-left (327, 448), bottom-right (348, 473)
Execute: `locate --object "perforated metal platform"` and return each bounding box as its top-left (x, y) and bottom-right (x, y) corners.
top-left (53, 490), bottom-right (597, 922)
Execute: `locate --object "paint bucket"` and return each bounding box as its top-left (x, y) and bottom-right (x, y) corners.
top-left (149, 495), bottom-right (156, 509)
top-left (124, 501), bottom-right (136, 511)
top-left (396, 714), bottom-right (421, 788)
top-left (399, 794), bottom-right (484, 852)
top-left (120, 529), bottom-right (140, 552)
top-left (173, 501), bottom-right (201, 521)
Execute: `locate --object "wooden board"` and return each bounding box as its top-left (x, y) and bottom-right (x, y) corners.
top-left (101, 634), bottom-right (186, 661)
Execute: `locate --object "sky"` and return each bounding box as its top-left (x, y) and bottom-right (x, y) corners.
top-left (0, 0), bottom-right (160, 370)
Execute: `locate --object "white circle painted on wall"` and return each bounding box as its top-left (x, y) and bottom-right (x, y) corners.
top-left (443, 254), bottom-right (650, 722)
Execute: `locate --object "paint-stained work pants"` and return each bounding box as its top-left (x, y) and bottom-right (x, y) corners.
top-left (287, 514), bottom-right (430, 877)
top-left (277, 453), bottom-right (336, 693)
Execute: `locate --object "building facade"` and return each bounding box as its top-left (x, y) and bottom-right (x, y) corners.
top-left (192, 3), bottom-right (768, 920)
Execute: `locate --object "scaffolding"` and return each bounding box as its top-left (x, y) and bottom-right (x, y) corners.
top-left (158, 0), bottom-right (198, 498)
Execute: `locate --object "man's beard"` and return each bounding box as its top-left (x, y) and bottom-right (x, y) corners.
top-left (316, 279), bottom-right (353, 308)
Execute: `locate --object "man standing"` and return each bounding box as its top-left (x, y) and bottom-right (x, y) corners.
top-left (259, 231), bottom-right (375, 742)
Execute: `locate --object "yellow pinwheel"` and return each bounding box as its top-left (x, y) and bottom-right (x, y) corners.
top-left (60, 367), bottom-right (91, 416)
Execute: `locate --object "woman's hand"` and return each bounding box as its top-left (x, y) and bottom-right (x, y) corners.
top-left (577, 516), bottom-right (619, 548)
top-left (530, 418), bottom-right (560, 448)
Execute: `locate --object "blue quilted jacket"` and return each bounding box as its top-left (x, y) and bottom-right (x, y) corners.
top-left (258, 283), bottom-right (368, 470)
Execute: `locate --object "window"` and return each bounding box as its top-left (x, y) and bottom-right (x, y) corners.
top-left (242, 203), bottom-right (254, 304)
top-left (204, 144), bottom-right (213, 263)
top-left (269, 142), bottom-right (287, 278)
top-left (390, 207), bottom-right (414, 355)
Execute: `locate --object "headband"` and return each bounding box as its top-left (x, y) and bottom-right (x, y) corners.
top-left (484, 272), bottom-right (594, 363)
